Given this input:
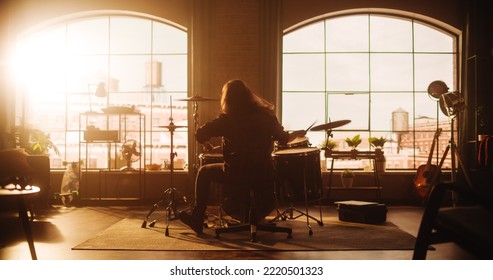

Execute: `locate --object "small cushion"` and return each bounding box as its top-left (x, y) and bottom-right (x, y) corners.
top-left (0, 149), bottom-right (35, 178)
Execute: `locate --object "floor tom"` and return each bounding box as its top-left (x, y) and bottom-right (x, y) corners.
top-left (272, 147), bottom-right (323, 202)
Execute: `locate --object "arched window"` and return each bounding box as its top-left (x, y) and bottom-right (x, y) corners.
top-left (12, 13), bottom-right (188, 169)
top-left (282, 13), bottom-right (459, 170)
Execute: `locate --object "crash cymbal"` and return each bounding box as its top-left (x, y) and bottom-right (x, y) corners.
top-left (310, 120), bottom-right (351, 131)
top-left (175, 96), bottom-right (218, 102)
top-left (155, 124), bottom-right (188, 130)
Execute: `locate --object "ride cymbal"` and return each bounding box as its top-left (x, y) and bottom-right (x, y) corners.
top-left (175, 96), bottom-right (218, 102)
top-left (310, 120), bottom-right (351, 131)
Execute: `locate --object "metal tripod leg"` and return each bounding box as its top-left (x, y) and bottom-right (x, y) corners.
top-left (270, 203), bottom-right (323, 235)
top-left (141, 187), bottom-right (188, 236)
top-left (270, 162), bottom-right (324, 235)
top-left (204, 183), bottom-right (240, 229)
top-left (142, 102), bottom-right (190, 235)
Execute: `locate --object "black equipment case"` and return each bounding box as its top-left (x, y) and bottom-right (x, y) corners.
top-left (335, 200), bottom-right (387, 224)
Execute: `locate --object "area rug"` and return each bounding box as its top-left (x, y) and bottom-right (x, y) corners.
top-left (72, 216), bottom-right (418, 251)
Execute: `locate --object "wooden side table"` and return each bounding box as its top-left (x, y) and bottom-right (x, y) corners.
top-left (325, 150), bottom-right (382, 201)
top-left (0, 184), bottom-right (40, 260)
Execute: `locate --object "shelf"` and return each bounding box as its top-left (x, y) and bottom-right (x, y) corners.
top-left (79, 112), bottom-right (146, 200)
top-left (326, 149), bottom-right (382, 201)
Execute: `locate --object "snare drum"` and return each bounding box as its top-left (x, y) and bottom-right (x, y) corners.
top-left (276, 136), bottom-right (310, 150)
top-left (272, 147), bottom-right (323, 202)
top-left (199, 153), bottom-right (224, 166)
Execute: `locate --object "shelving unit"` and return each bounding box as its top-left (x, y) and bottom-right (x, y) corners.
top-left (78, 111), bottom-right (146, 200)
top-left (325, 150), bottom-right (382, 201)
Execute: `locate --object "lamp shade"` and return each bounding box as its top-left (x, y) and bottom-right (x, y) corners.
top-left (427, 80), bottom-right (448, 100)
top-left (95, 82), bottom-right (107, 97)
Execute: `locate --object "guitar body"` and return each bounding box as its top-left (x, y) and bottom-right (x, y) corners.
top-left (414, 164), bottom-right (442, 198)
top-left (414, 128), bottom-right (443, 199)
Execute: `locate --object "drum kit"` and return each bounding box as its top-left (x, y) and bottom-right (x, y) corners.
top-left (271, 119), bottom-right (351, 234)
top-left (140, 91), bottom-right (351, 236)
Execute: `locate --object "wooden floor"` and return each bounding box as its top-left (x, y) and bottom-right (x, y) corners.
top-left (0, 201), bottom-right (475, 260)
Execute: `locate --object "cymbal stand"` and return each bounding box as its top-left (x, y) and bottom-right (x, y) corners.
top-left (192, 100), bottom-right (200, 172)
top-left (141, 101), bottom-right (188, 236)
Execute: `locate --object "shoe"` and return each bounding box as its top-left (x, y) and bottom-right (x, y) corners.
top-left (179, 211), bottom-right (203, 234)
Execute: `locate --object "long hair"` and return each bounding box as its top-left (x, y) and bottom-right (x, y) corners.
top-left (220, 79), bottom-right (274, 115)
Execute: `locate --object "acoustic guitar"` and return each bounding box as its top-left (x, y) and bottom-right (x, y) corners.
top-left (414, 128), bottom-right (442, 199)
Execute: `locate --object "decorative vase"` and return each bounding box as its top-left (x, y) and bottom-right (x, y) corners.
top-left (350, 149), bottom-right (358, 159)
top-left (375, 148), bottom-right (386, 173)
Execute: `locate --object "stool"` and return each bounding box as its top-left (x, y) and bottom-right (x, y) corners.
top-left (0, 184), bottom-right (40, 260)
top-left (205, 181), bottom-right (239, 228)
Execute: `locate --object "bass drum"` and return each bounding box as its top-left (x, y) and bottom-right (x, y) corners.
top-left (272, 147), bottom-right (323, 203)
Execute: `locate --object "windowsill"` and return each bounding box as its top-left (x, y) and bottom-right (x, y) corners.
top-left (322, 170), bottom-right (452, 175)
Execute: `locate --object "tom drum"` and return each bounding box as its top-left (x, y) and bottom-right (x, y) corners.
top-left (272, 147), bottom-right (323, 203)
top-left (275, 136), bottom-right (310, 150)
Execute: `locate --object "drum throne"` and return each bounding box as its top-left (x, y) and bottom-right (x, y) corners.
top-left (215, 160), bottom-right (293, 242)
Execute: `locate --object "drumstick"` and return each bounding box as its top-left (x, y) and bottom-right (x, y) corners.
top-left (305, 121), bottom-right (317, 133)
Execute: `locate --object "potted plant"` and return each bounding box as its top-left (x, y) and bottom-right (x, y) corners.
top-left (319, 139), bottom-right (338, 171)
top-left (368, 136), bottom-right (387, 149)
top-left (13, 126), bottom-right (59, 156)
top-left (321, 139), bottom-right (337, 158)
top-left (321, 139), bottom-right (338, 150)
top-left (341, 169), bottom-right (355, 188)
top-left (345, 134), bottom-right (362, 150)
top-left (345, 134), bottom-right (361, 158)
top-left (368, 136), bottom-right (387, 172)
top-left (28, 129), bottom-right (60, 156)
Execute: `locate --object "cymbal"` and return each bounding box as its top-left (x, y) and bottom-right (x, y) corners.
top-left (155, 124), bottom-right (188, 130)
top-left (175, 96), bottom-right (218, 102)
top-left (310, 120), bottom-right (351, 131)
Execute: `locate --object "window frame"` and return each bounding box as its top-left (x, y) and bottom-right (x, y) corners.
top-left (281, 11), bottom-right (461, 170)
top-left (13, 11), bottom-right (189, 170)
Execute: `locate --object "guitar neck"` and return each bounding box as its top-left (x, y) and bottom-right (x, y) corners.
top-left (424, 128), bottom-right (442, 170)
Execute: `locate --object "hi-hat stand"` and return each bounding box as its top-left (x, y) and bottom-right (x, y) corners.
top-left (175, 95), bottom-right (218, 172)
top-left (175, 95), bottom-right (233, 228)
top-left (141, 101), bottom-right (188, 236)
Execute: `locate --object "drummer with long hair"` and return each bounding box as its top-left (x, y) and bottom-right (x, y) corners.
top-left (179, 79), bottom-right (305, 233)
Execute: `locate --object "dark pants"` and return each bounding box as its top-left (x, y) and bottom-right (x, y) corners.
top-left (194, 163), bottom-right (226, 217)
top-left (194, 161), bottom-right (278, 223)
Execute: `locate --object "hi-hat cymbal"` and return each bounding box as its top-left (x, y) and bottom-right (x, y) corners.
top-left (310, 120), bottom-right (351, 131)
top-left (175, 96), bottom-right (218, 102)
top-left (155, 124), bottom-right (188, 130)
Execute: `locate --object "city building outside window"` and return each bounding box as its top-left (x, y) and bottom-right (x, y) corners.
top-left (282, 13), bottom-right (459, 170)
top-left (12, 14), bottom-right (188, 170)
